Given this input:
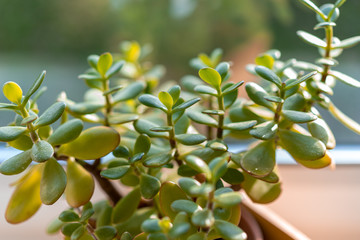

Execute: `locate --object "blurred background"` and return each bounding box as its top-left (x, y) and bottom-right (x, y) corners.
top-left (1, 1), bottom-right (360, 240)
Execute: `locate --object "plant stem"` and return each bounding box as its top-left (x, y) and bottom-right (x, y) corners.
top-left (274, 86), bottom-right (285, 123)
top-left (216, 94), bottom-right (225, 139)
top-left (102, 79), bottom-right (112, 126)
top-left (167, 112), bottom-right (182, 166)
top-left (207, 97), bottom-right (213, 139)
top-left (19, 107), bottom-right (39, 143)
top-left (320, 26), bottom-right (333, 83)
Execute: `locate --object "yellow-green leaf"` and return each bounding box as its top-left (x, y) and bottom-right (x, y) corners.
top-left (3, 81), bottom-right (23, 104)
top-left (0, 150), bottom-right (32, 175)
top-left (58, 126), bottom-right (120, 160)
top-left (158, 91), bottom-right (173, 110)
top-left (159, 182), bottom-right (188, 220)
top-left (198, 68), bottom-right (222, 89)
top-left (0, 126), bottom-right (27, 142)
top-left (97, 52), bottom-right (113, 77)
top-left (112, 187), bottom-right (141, 223)
top-left (65, 159), bottom-right (94, 207)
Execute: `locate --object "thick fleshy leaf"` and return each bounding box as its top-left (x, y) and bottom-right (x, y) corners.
top-left (48, 119), bottom-right (83, 145)
top-left (68, 102), bottom-right (103, 115)
top-left (241, 141), bottom-right (275, 177)
top-left (223, 121), bottom-right (257, 131)
top-left (209, 154), bottom-right (229, 181)
top-left (5, 165), bottom-right (42, 224)
top-left (58, 126), bottom-right (120, 160)
top-left (296, 151), bottom-right (332, 169)
top-left (22, 71), bottom-right (46, 105)
top-left (97, 52), bottom-right (113, 77)
top-left (279, 129), bottom-right (326, 161)
top-left (62, 223), bottom-right (83, 237)
top-left (112, 187), bottom-right (141, 223)
top-left (178, 177), bottom-right (201, 195)
top-left (171, 200), bottom-right (201, 214)
top-left (284, 71), bottom-right (318, 90)
top-left (3, 81), bottom-right (23, 104)
top-left (199, 67), bottom-right (221, 89)
top-left (108, 113), bottom-right (138, 125)
top-left (134, 119), bottom-right (168, 138)
top-left (168, 85), bottom-right (181, 103)
top-left (245, 83), bottom-right (275, 110)
top-left (214, 220), bottom-right (247, 240)
top-left (65, 159), bottom-right (94, 207)
top-left (159, 182), bottom-right (188, 220)
top-left (328, 102), bottom-right (360, 134)
top-left (214, 192), bottom-right (242, 208)
top-left (113, 82), bottom-right (145, 103)
top-left (0, 126), bottom-right (27, 142)
top-left (143, 150), bottom-right (174, 167)
top-left (31, 140), bottom-right (54, 163)
top-left (283, 93), bottom-right (306, 111)
top-left (297, 31), bottom-right (327, 48)
top-left (140, 174), bottom-right (161, 199)
top-left (8, 135), bottom-right (33, 151)
top-left (100, 166), bottom-right (130, 180)
top-left (221, 168), bottom-right (244, 185)
top-left (34, 102), bottom-right (66, 128)
top-left (106, 60), bottom-right (125, 78)
top-left (328, 70), bottom-right (360, 88)
top-left (308, 118), bottom-right (335, 149)
top-left (249, 121), bottom-right (278, 140)
top-left (59, 210), bottom-right (80, 222)
top-left (223, 82), bottom-right (243, 95)
top-left (172, 98), bottom-right (201, 112)
top-left (184, 155), bottom-right (211, 179)
top-left (169, 212), bottom-right (192, 238)
top-left (298, 0), bottom-right (325, 19)
top-left (95, 226), bottom-right (117, 240)
top-left (175, 134), bottom-right (206, 145)
top-left (41, 158), bottom-right (67, 205)
top-left (0, 150), bottom-right (32, 175)
top-left (215, 62), bottom-right (230, 81)
top-left (187, 110), bottom-right (218, 127)
top-left (191, 209), bottom-right (214, 228)
top-left (134, 134), bottom-right (151, 154)
top-left (254, 66), bottom-right (281, 87)
top-left (138, 94), bottom-right (167, 111)
top-left (194, 85), bottom-right (217, 96)
top-left (333, 36), bottom-right (360, 49)
top-left (282, 110), bottom-right (317, 123)
top-left (46, 218), bottom-right (64, 234)
top-left (263, 95), bottom-right (283, 103)
top-left (158, 91), bottom-right (173, 110)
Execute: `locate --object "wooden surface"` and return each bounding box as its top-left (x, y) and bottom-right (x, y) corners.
top-left (0, 165), bottom-right (359, 240)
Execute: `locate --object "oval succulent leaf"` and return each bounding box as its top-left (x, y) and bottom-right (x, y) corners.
top-left (297, 30), bottom-right (327, 48)
top-left (112, 187), bottom-right (141, 223)
top-left (191, 209), bottom-right (214, 228)
top-left (0, 150), bottom-right (32, 175)
top-left (113, 82), bottom-right (145, 103)
top-left (34, 102), bottom-right (66, 128)
top-left (249, 121), bottom-right (278, 140)
top-left (143, 150), bottom-right (174, 167)
top-left (216, 62), bottom-right (230, 80)
top-left (65, 159), bottom-right (94, 208)
top-left (138, 94), bottom-right (167, 111)
top-left (140, 174), bottom-right (161, 199)
top-left (158, 91), bottom-right (173, 110)
top-left (187, 110), bottom-right (218, 127)
top-left (40, 158), bottom-right (67, 205)
top-left (308, 118), bottom-right (336, 149)
top-left (328, 70), bottom-right (360, 88)
top-left (282, 110), bottom-right (317, 123)
top-left (199, 67), bottom-right (222, 89)
top-left (159, 181), bottom-right (188, 220)
top-left (134, 134), bottom-right (151, 154)
top-left (223, 120), bottom-right (257, 131)
top-left (332, 36), bottom-right (360, 49)
top-left (296, 151), bottom-right (332, 169)
top-left (214, 220), bottom-right (247, 240)
top-left (106, 60), bottom-right (125, 78)
top-left (22, 71), bottom-right (46, 106)
top-left (3, 81), bottom-right (23, 104)
top-left (263, 95), bottom-right (283, 103)
top-left (0, 126), bottom-right (27, 142)
top-left (95, 226), bottom-right (117, 240)
top-left (175, 134), bottom-right (206, 146)
top-left (100, 166), bottom-right (130, 180)
top-left (58, 126), bottom-right (120, 160)
top-left (240, 141), bottom-right (276, 177)
top-left (245, 83), bottom-right (275, 110)
top-left (184, 155), bottom-right (211, 179)
top-left (97, 52), bottom-right (113, 77)
top-left (328, 102), bottom-right (360, 134)
top-left (173, 98), bottom-right (201, 112)
top-left (31, 140), bottom-right (54, 163)
top-left (214, 192), bottom-right (242, 208)
top-left (254, 66), bottom-right (282, 87)
top-left (194, 85), bottom-right (218, 96)
top-left (47, 119), bottom-right (83, 145)
top-left (279, 129), bottom-right (326, 161)
top-left (134, 119), bottom-right (168, 138)
top-left (68, 102), bottom-right (103, 115)
top-left (171, 200), bottom-right (201, 214)
top-left (168, 85), bottom-right (181, 103)
top-left (284, 71), bottom-right (318, 90)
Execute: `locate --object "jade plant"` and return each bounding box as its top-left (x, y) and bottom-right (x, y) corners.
top-left (0, 0), bottom-right (359, 239)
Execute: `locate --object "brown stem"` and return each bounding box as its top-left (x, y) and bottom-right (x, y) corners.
top-left (216, 95), bottom-right (225, 139)
top-left (207, 97), bottom-right (213, 139)
top-left (167, 113), bottom-right (182, 166)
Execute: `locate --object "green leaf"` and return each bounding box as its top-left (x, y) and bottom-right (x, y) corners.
top-left (31, 140), bottom-right (54, 163)
top-left (241, 141), bottom-right (275, 177)
top-left (159, 182), bottom-right (188, 220)
top-left (71, 226), bottom-right (85, 240)
top-left (187, 110), bottom-right (218, 127)
top-left (293, 61), bottom-right (322, 72)
top-left (22, 71), bottom-right (46, 106)
top-left (282, 110), bottom-right (317, 123)
top-left (308, 119), bottom-right (335, 149)
top-left (0, 126), bottom-right (27, 142)
top-left (8, 135), bottom-right (33, 151)
top-left (255, 54), bottom-right (274, 69)
top-left (184, 155), bottom-right (211, 179)
top-left (113, 82), bottom-right (145, 103)
top-left (34, 102), bottom-right (66, 128)
top-left (199, 67), bottom-right (222, 89)
top-left (41, 158), bottom-right (67, 205)
top-left (65, 159), bottom-right (94, 207)
top-left (178, 177), bottom-right (201, 195)
top-left (81, 203), bottom-right (94, 222)
top-left (47, 218), bottom-right (64, 234)
top-left (202, 110), bottom-right (224, 116)
top-left (279, 129), bottom-right (326, 161)
top-left (284, 71), bottom-right (318, 90)
top-left (187, 232), bottom-right (206, 240)
top-left (0, 150), bottom-right (32, 175)
top-left (21, 115), bottom-right (38, 125)
top-left (221, 168), bottom-right (244, 185)
top-left (108, 113), bottom-right (138, 125)
top-left (129, 152), bottom-right (144, 164)
top-left (194, 85), bottom-right (218, 96)
top-left (245, 83), bottom-right (275, 110)
top-left (5, 165), bottom-right (42, 224)
top-left (223, 121), bottom-right (257, 131)
top-left (95, 226), bottom-right (117, 240)
top-left (328, 70), bottom-right (360, 88)
top-left (214, 220), bottom-right (247, 240)
top-left (0, 103), bottom-right (18, 110)
top-left (48, 119), bottom-right (83, 145)
top-left (158, 91), bottom-right (173, 110)
top-left (68, 102), bottom-right (103, 115)
top-left (100, 166), bottom-right (130, 180)
top-left (171, 200), bottom-right (201, 214)
top-left (168, 85), bottom-right (181, 103)
top-left (138, 94), bottom-right (167, 111)
top-left (134, 134), bottom-right (151, 154)
top-left (222, 82), bottom-right (244, 95)
top-left (141, 219), bottom-right (161, 233)
top-left (216, 62), bottom-right (230, 80)
top-left (87, 55), bottom-right (99, 69)
top-left (140, 174), bottom-right (161, 199)
top-left (254, 66), bottom-right (282, 87)
top-left (328, 101), bottom-right (360, 134)
top-left (191, 209), bottom-right (214, 228)
top-left (97, 52), bottom-right (113, 77)
top-left (297, 31), bottom-right (327, 48)
top-left (175, 134), bottom-right (206, 145)
top-left (150, 126), bottom-right (173, 132)
top-left (209, 154), bottom-right (229, 182)
top-left (62, 223), bottom-right (83, 237)
top-left (106, 60), bottom-right (125, 78)
top-left (112, 187), bottom-right (141, 223)
top-left (134, 119), bottom-right (168, 138)
top-left (283, 93), bottom-right (306, 111)
top-left (298, 0), bottom-right (326, 20)
top-left (143, 150), bottom-right (174, 167)
top-left (59, 210), bottom-right (80, 222)
top-left (214, 192), bottom-right (242, 208)
top-left (172, 98), bottom-right (201, 112)
top-left (249, 121), bottom-right (278, 140)
top-left (58, 126), bottom-right (120, 160)
top-left (169, 212), bottom-right (191, 238)
top-left (181, 75), bottom-right (204, 92)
